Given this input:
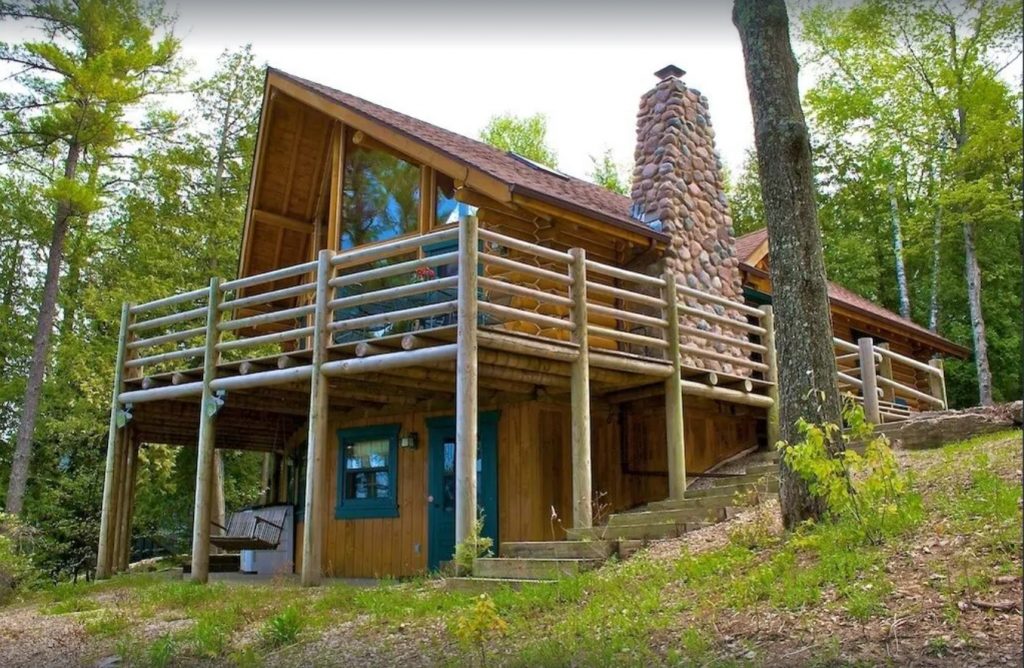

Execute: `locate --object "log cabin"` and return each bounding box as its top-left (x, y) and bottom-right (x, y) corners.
top-left (94, 65), bottom-right (962, 583)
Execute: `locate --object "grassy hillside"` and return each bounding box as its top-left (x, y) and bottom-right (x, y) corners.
top-left (1, 430), bottom-right (1020, 667)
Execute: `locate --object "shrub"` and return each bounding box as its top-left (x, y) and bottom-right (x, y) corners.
top-left (780, 400), bottom-right (912, 543)
top-left (0, 513), bottom-right (42, 604)
top-left (449, 594), bottom-right (508, 667)
top-left (453, 512), bottom-right (493, 574)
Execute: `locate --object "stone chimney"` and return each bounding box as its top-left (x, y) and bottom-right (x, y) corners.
top-left (630, 65), bottom-right (746, 373)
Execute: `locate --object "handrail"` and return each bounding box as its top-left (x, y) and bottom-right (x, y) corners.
top-left (874, 343), bottom-right (943, 377)
top-left (585, 258), bottom-right (666, 288)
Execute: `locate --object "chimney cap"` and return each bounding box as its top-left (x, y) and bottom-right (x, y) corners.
top-left (654, 64), bottom-right (686, 81)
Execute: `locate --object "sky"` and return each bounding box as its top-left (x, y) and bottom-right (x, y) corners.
top-left (165, 0), bottom-right (768, 181)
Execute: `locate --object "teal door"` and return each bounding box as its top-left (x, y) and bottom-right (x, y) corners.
top-left (426, 412), bottom-right (499, 571)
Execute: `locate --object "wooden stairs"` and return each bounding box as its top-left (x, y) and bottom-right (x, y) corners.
top-left (447, 452), bottom-right (779, 592)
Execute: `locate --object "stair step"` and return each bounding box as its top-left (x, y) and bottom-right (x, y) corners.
top-left (744, 462), bottom-right (778, 475)
top-left (617, 540), bottom-right (645, 559)
top-left (679, 479), bottom-right (778, 501)
top-left (472, 557), bottom-right (602, 580)
top-left (445, 577), bottom-right (556, 593)
top-left (712, 471), bottom-right (775, 487)
top-left (500, 540), bottom-right (615, 560)
top-left (608, 506), bottom-right (726, 527)
top-left (568, 521), bottom-right (711, 541)
top-left (642, 494), bottom-right (740, 512)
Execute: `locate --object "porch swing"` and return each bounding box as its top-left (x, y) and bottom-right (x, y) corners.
top-left (209, 505), bottom-right (288, 552)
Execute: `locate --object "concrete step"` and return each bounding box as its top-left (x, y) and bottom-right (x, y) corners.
top-left (500, 540), bottom-right (615, 560)
top-left (608, 506), bottom-right (726, 527)
top-left (445, 577), bottom-right (555, 593)
top-left (472, 557), bottom-right (602, 580)
top-left (568, 521), bottom-right (712, 542)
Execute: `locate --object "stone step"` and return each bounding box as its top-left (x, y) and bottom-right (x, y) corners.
top-left (568, 521), bottom-right (711, 542)
top-left (500, 540), bottom-right (615, 560)
top-left (608, 506), bottom-right (726, 527)
top-left (472, 557), bottom-right (602, 580)
top-left (444, 577), bottom-right (555, 593)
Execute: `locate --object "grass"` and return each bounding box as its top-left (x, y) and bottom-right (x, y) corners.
top-left (6, 429), bottom-right (1021, 667)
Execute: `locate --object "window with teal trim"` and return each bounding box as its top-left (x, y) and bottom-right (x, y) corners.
top-left (336, 424), bottom-right (400, 519)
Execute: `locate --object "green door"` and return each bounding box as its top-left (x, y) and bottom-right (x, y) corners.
top-left (426, 412), bottom-right (499, 571)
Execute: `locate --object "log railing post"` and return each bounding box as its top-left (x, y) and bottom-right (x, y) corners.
top-left (190, 278), bottom-right (223, 583)
top-left (857, 337), bottom-right (881, 424)
top-left (663, 272), bottom-right (687, 500)
top-left (568, 248), bottom-right (592, 528)
top-left (759, 305), bottom-right (780, 448)
top-left (97, 302), bottom-right (132, 580)
top-left (302, 249), bottom-right (332, 587)
top-left (115, 432), bottom-right (138, 572)
top-left (929, 358), bottom-right (947, 409)
top-left (454, 214), bottom-right (479, 552)
top-left (876, 343), bottom-right (895, 403)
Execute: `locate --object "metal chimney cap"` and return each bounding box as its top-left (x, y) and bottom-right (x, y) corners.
top-left (654, 64), bottom-right (686, 80)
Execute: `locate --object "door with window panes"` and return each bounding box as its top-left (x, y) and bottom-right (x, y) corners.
top-left (425, 413), bottom-right (498, 571)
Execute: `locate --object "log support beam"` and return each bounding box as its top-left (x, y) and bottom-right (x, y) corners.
top-left (928, 358), bottom-right (947, 409)
top-left (190, 278), bottom-right (224, 583)
top-left (568, 248), bottom-right (592, 528)
top-left (663, 271), bottom-right (686, 500)
top-left (760, 305), bottom-right (780, 448)
top-left (454, 215), bottom-right (479, 556)
top-left (858, 337), bottom-right (881, 424)
top-left (302, 250), bottom-right (333, 586)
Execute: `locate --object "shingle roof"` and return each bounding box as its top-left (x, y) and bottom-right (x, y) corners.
top-left (272, 68), bottom-right (661, 240)
top-left (734, 228), bottom-right (967, 355)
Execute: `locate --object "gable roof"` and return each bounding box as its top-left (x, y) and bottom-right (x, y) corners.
top-left (734, 228), bottom-right (968, 356)
top-left (271, 68), bottom-right (664, 242)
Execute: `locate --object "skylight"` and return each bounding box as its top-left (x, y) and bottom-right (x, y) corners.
top-left (507, 152), bottom-right (569, 180)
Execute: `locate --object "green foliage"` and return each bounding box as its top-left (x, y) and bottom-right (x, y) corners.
top-left (260, 605), bottom-right (304, 648)
top-left (145, 634), bottom-right (177, 668)
top-left (449, 594), bottom-right (508, 667)
top-left (453, 511), bottom-right (493, 574)
top-left (479, 113), bottom-right (558, 168)
top-left (0, 512), bottom-right (42, 604)
top-left (587, 148), bottom-right (629, 195)
top-left (780, 401), bottom-right (914, 543)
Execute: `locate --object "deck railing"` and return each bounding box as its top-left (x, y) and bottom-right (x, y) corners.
top-left (834, 336), bottom-right (946, 422)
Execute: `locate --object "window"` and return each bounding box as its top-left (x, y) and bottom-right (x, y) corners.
top-left (335, 424), bottom-right (400, 519)
top-left (342, 141), bottom-right (420, 250)
top-left (434, 171), bottom-right (477, 227)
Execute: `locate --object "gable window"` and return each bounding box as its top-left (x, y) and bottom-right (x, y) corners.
top-left (342, 140), bottom-right (420, 250)
top-left (335, 424), bottom-right (400, 519)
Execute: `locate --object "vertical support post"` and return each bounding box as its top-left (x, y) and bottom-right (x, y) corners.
top-left (858, 337), bottom-right (881, 424)
top-left (662, 272), bottom-right (686, 500)
top-left (115, 433), bottom-right (138, 572)
top-left (876, 343), bottom-right (895, 403)
top-left (759, 305), bottom-right (780, 448)
top-left (259, 452), bottom-right (272, 505)
top-left (210, 451), bottom-right (226, 554)
top-left (97, 302), bottom-right (132, 580)
top-left (190, 277), bottom-right (223, 583)
top-left (454, 214), bottom-right (479, 551)
top-left (121, 438), bottom-right (141, 571)
top-left (568, 248), bottom-right (592, 528)
top-left (110, 429), bottom-right (127, 573)
top-left (929, 358), bottom-right (947, 409)
top-left (302, 249), bottom-right (332, 587)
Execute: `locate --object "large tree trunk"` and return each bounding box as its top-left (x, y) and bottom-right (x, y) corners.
top-left (888, 183), bottom-right (911, 319)
top-left (963, 220), bottom-right (993, 405)
top-left (5, 141), bottom-right (81, 514)
top-left (733, 0), bottom-right (844, 529)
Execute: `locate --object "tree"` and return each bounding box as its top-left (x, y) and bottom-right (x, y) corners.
top-left (733, 0), bottom-right (844, 529)
top-left (799, 0), bottom-right (1023, 406)
top-left (587, 148), bottom-right (628, 194)
top-left (479, 113), bottom-right (558, 168)
top-left (0, 0), bottom-right (181, 514)
top-left (727, 149), bottom-right (766, 236)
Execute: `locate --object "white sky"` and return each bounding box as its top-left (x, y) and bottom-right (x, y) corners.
top-left (167, 0), bottom-right (772, 181)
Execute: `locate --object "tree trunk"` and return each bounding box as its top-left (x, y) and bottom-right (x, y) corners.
top-left (963, 220), bottom-right (993, 405)
top-left (5, 140), bottom-right (81, 514)
top-left (928, 202), bottom-right (942, 332)
top-left (888, 182), bottom-right (911, 319)
top-left (733, 0), bottom-right (844, 529)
